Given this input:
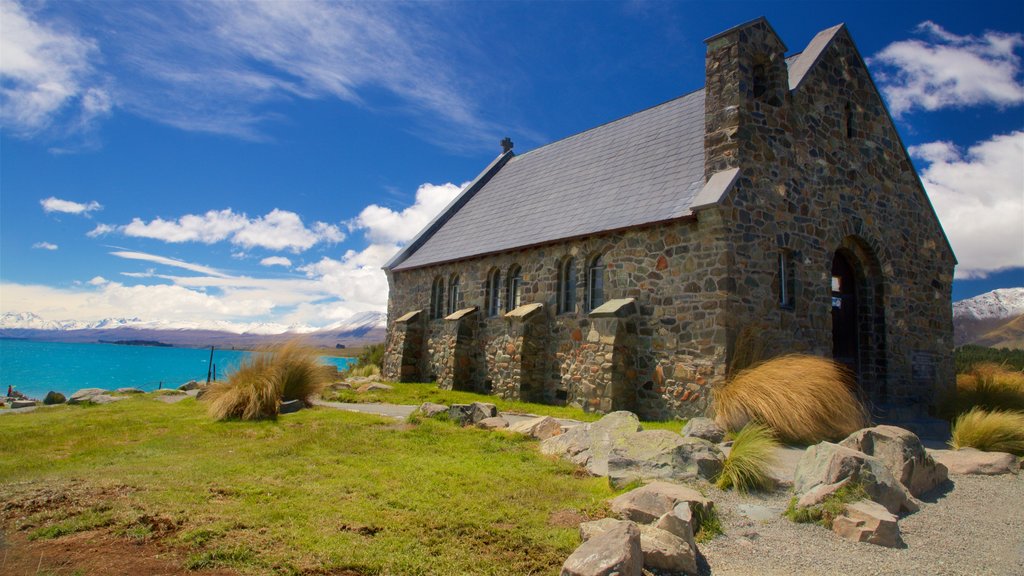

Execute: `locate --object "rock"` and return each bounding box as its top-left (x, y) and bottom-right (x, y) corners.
top-left (195, 388), bottom-right (207, 400)
top-left (477, 416), bottom-right (509, 430)
top-left (930, 448), bottom-right (1018, 476)
top-left (681, 417), bottom-right (726, 443)
top-left (736, 504), bottom-right (782, 523)
top-left (831, 499), bottom-right (902, 548)
top-left (89, 394), bottom-right (125, 405)
top-left (356, 383), bottom-right (393, 393)
top-left (796, 478), bottom-right (851, 508)
top-left (68, 388), bottom-right (107, 404)
top-left (653, 502), bottom-right (697, 551)
top-left (639, 525), bottom-right (698, 575)
top-left (11, 400), bottom-right (35, 409)
top-left (115, 387), bottom-right (145, 394)
top-left (509, 416), bottom-right (563, 440)
top-left (840, 425), bottom-right (948, 497)
top-left (329, 381), bottom-right (352, 390)
top-left (178, 380), bottom-right (202, 391)
top-left (468, 402), bottom-right (498, 424)
top-left (279, 399), bottom-right (303, 414)
top-left (606, 430), bottom-right (724, 488)
top-left (579, 518), bottom-right (631, 541)
top-left (561, 520), bottom-right (642, 576)
top-left (448, 404), bottom-right (472, 425)
top-left (540, 411), bottom-right (642, 476)
top-left (43, 391), bottom-right (66, 405)
top-left (609, 481), bottom-right (713, 525)
top-left (793, 442), bottom-right (918, 515)
top-left (419, 402), bottom-right (449, 418)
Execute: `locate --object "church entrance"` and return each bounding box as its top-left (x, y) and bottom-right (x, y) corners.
top-left (831, 251), bottom-right (859, 378)
top-left (830, 238), bottom-right (887, 407)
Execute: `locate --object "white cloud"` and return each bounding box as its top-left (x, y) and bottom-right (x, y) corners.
top-left (32, 241), bottom-right (58, 250)
top-left (260, 256), bottom-right (292, 268)
top-left (0, 0), bottom-right (111, 139)
top-left (116, 208), bottom-right (343, 253)
top-left (872, 21), bottom-right (1024, 116)
top-left (353, 182), bottom-right (465, 244)
top-left (911, 131), bottom-right (1024, 279)
top-left (88, 276), bottom-right (108, 285)
top-left (110, 250), bottom-right (230, 278)
top-left (40, 196), bottom-right (102, 215)
top-left (87, 223), bottom-right (115, 237)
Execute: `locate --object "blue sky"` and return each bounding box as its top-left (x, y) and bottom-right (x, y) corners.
top-left (1, 0), bottom-right (1022, 329)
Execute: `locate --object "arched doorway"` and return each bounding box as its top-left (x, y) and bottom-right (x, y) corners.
top-left (831, 252), bottom-right (859, 377)
top-left (831, 238), bottom-right (887, 406)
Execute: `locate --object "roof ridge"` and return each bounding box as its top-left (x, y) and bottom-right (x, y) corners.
top-left (512, 87), bottom-right (704, 161)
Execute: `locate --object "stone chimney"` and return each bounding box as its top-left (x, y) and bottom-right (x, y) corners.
top-left (703, 17), bottom-right (789, 179)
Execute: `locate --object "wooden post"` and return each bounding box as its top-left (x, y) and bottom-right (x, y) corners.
top-left (206, 346), bottom-right (215, 384)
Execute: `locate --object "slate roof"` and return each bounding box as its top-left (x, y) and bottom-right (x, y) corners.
top-left (390, 90), bottom-right (707, 271)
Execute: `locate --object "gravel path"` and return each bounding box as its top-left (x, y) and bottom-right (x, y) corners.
top-left (699, 472), bottom-right (1024, 576)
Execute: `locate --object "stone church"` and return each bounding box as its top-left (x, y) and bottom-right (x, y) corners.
top-left (381, 17), bottom-right (956, 421)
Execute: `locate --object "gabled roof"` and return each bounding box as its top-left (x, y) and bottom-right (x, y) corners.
top-left (389, 90), bottom-right (707, 271)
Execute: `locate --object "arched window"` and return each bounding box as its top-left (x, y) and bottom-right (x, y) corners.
top-left (447, 274), bottom-right (461, 315)
top-left (752, 62), bottom-right (768, 99)
top-left (587, 254), bottom-right (605, 311)
top-left (557, 257), bottom-right (576, 314)
top-left (845, 102), bottom-right (855, 139)
top-left (485, 268), bottom-right (501, 317)
top-left (430, 276), bottom-right (445, 319)
top-left (778, 250), bottom-right (795, 309)
top-left (506, 264), bottom-right (522, 312)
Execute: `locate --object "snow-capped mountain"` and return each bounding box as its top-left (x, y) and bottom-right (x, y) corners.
top-left (953, 288), bottom-right (1024, 349)
top-left (322, 311), bottom-right (387, 333)
top-left (952, 287), bottom-right (1024, 321)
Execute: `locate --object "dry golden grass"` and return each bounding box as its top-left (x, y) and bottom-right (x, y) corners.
top-left (950, 408), bottom-right (1024, 456)
top-left (945, 363), bottom-right (1024, 417)
top-left (728, 324), bottom-right (769, 375)
top-left (712, 354), bottom-right (868, 444)
top-left (203, 341), bottom-right (330, 421)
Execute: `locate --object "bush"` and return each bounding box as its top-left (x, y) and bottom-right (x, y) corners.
top-left (204, 341), bottom-right (330, 421)
top-left (950, 408), bottom-right (1024, 456)
top-left (942, 364), bottom-right (1024, 418)
top-left (956, 345), bottom-right (1024, 373)
top-left (348, 364), bottom-right (381, 378)
top-left (43, 391), bottom-right (67, 405)
top-left (784, 482), bottom-right (868, 528)
top-left (712, 354), bottom-right (868, 444)
top-left (357, 343), bottom-right (385, 370)
top-left (716, 422), bottom-right (779, 492)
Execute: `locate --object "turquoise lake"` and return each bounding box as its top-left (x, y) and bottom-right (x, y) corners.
top-left (0, 340), bottom-right (355, 400)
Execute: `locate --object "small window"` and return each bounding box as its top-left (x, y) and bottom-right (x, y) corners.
top-left (557, 257), bottom-right (577, 314)
top-left (752, 62), bottom-right (768, 99)
top-left (845, 102), bottom-right (854, 139)
top-left (485, 268), bottom-right (501, 317)
top-left (430, 276), bottom-right (445, 319)
top-left (506, 265), bottom-right (522, 312)
top-left (778, 251), bottom-right (795, 309)
top-left (447, 274), bottom-right (460, 315)
top-left (587, 254), bottom-right (605, 311)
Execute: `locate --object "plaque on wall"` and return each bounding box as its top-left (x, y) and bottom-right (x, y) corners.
top-left (912, 351), bottom-right (937, 386)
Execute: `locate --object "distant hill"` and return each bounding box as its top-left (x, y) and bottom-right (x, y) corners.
top-left (953, 288), bottom-right (1024, 350)
top-left (0, 311), bottom-right (386, 349)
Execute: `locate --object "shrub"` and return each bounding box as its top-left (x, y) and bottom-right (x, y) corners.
top-left (784, 482), bottom-right (868, 528)
top-left (357, 343), bottom-right (385, 370)
top-left (716, 422), bottom-right (779, 492)
top-left (712, 354), bottom-right (868, 444)
top-left (43, 391), bottom-right (67, 405)
top-left (943, 364), bottom-right (1024, 418)
top-left (348, 364), bottom-right (381, 378)
top-left (203, 341), bottom-right (329, 421)
top-left (950, 408), bottom-right (1024, 456)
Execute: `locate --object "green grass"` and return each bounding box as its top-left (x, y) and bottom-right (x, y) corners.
top-left (716, 422), bottom-right (779, 493)
top-left (694, 507), bottom-right (723, 543)
top-left (28, 508), bottom-right (114, 540)
top-left (321, 381), bottom-right (684, 430)
top-left (950, 408), bottom-right (1024, 455)
top-left (784, 482), bottom-right (868, 528)
top-left (0, 395), bottom-right (614, 575)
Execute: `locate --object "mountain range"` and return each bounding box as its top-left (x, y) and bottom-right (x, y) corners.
top-left (952, 287), bottom-right (1024, 349)
top-left (0, 311), bottom-right (386, 349)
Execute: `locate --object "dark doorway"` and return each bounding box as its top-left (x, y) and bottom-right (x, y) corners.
top-left (831, 251), bottom-right (859, 377)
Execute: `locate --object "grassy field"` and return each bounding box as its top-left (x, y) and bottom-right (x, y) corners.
top-left (0, 396), bottom-right (619, 575)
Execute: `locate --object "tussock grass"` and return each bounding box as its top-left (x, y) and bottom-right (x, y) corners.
top-left (943, 363), bottom-right (1024, 418)
top-left (204, 341), bottom-right (329, 421)
top-left (347, 363), bottom-right (381, 378)
top-left (716, 423), bottom-right (779, 492)
top-left (712, 354), bottom-right (868, 444)
top-left (950, 408), bottom-right (1024, 455)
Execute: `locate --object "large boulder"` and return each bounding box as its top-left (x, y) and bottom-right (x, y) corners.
top-left (476, 416), bottom-right (509, 430)
top-left (609, 481), bottom-right (713, 525)
top-left (794, 442), bottom-right (918, 515)
top-left (560, 520), bottom-right (642, 576)
top-left (449, 402), bottom-right (498, 425)
top-left (509, 416), bottom-right (563, 440)
top-left (540, 411), bottom-right (641, 476)
top-left (639, 525), bottom-right (698, 575)
top-left (681, 417), bottom-right (726, 443)
top-left (840, 425), bottom-right (948, 497)
top-left (356, 382), bottom-right (393, 393)
top-left (279, 399), bottom-right (304, 414)
top-left (653, 502), bottom-right (698, 552)
top-left (930, 448), bottom-right (1018, 475)
top-left (115, 387), bottom-right (145, 394)
top-left (11, 399), bottom-right (35, 409)
top-left (607, 430), bottom-right (724, 488)
top-left (178, 380), bottom-right (202, 391)
top-left (578, 518), bottom-right (630, 542)
top-left (831, 499), bottom-right (902, 548)
top-left (67, 388), bottom-right (107, 404)
top-left (419, 402), bottom-right (449, 418)
top-left (43, 391), bottom-right (66, 405)
top-left (89, 394), bottom-right (125, 405)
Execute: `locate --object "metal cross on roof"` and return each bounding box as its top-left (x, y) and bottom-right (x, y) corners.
top-left (501, 137), bottom-right (514, 153)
